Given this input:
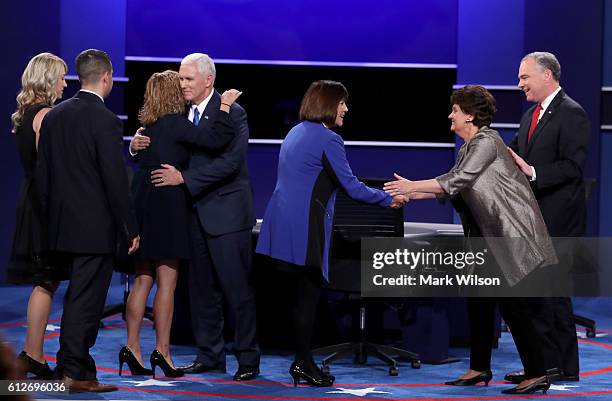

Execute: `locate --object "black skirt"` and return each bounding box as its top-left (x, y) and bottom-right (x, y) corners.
top-left (8, 178), bottom-right (69, 284)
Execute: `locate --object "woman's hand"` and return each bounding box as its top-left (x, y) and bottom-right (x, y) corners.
top-left (384, 173), bottom-right (414, 196)
top-left (220, 89), bottom-right (243, 112)
top-left (390, 194), bottom-right (407, 209)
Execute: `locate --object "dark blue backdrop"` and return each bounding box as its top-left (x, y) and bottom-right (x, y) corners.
top-left (126, 0), bottom-right (457, 64)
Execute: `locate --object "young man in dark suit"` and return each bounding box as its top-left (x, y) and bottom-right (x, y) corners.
top-left (506, 51), bottom-right (589, 385)
top-left (37, 49), bottom-right (140, 392)
top-left (140, 53), bottom-right (260, 381)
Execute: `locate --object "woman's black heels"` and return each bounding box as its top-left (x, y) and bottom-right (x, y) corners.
top-left (17, 351), bottom-right (54, 379)
top-left (289, 361), bottom-right (334, 387)
top-left (118, 346), bottom-right (153, 376)
top-left (150, 349), bottom-right (184, 378)
top-left (501, 376), bottom-right (550, 394)
top-left (445, 370), bottom-right (493, 386)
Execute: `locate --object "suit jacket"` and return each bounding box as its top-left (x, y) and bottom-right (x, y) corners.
top-left (37, 90), bottom-right (138, 254)
top-left (509, 89), bottom-right (589, 237)
top-left (437, 127), bottom-right (557, 286)
top-left (182, 90), bottom-right (255, 236)
top-left (256, 121), bottom-right (391, 280)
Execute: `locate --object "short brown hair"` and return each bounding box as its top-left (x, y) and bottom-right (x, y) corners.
top-left (138, 70), bottom-right (185, 126)
top-left (76, 49), bottom-right (112, 85)
top-left (450, 85), bottom-right (496, 128)
top-left (299, 80), bottom-right (348, 127)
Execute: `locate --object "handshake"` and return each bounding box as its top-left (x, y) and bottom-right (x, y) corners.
top-left (385, 173), bottom-right (434, 209)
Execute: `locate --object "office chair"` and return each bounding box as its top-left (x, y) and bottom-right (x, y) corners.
top-left (312, 179), bottom-right (421, 376)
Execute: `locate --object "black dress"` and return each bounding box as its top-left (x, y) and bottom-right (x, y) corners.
top-left (131, 112), bottom-right (235, 262)
top-left (8, 104), bottom-right (68, 284)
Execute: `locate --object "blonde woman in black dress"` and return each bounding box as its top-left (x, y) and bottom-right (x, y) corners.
top-left (9, 52), bottom-right (67, 378)
top-left (119, 70), bottom-right (241, 378)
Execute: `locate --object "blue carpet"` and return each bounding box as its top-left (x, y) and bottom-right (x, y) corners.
top-left (1, 278), bottom-right (612, 400)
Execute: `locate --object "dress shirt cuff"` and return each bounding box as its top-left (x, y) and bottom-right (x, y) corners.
top-left (530, 166), bottom-right (537, 182)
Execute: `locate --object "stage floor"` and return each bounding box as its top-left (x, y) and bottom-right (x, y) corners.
top-left (1, 278), bottom-right (612, 400)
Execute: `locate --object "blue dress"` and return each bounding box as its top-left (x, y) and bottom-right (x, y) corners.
top-left (256, 121), bottom-right (391, 280)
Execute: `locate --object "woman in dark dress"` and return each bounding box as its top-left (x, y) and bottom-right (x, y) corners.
top-left (119, 70), bottom-right (241, 378)
top-left (9, 52), bottom-right (67, 378)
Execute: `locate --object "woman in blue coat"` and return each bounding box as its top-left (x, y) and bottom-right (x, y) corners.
top-left (256, 80), bottom-right (403, 386)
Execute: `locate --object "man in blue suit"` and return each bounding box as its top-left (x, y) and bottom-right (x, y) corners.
top-left (136, 53), bottom-right (260, 381)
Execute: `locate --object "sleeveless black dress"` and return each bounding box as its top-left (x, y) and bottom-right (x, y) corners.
top-left (7, 104), bottom-right (69, 284)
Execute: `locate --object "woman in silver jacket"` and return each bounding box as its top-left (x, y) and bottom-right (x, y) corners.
top-left (385, 85), bottom-right (556, 395)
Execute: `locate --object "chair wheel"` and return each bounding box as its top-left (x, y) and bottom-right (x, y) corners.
top-left (587, 329), bottom-right (596, 338)
top-left (411, 360), bottom-right (421, 369)
top-left (389, 366), bottom-right (399, 376)
top-left (321, 365), bottom-right (330, 374)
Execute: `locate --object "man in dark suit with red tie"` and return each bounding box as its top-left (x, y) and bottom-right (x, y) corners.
top-left (507, 51), bottom-right (589, 384)
top-left (37, 49), bottom-right (140, 392)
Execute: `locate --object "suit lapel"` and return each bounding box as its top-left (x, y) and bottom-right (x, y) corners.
top-left (201, 90), bottom-right (221, 125)
top-left (526, 89), bottom-right (565, 155)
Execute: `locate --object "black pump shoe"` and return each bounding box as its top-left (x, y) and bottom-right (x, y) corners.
top-left (17, 351), bottom-right (54, 379)
top-left (150, 350), bottom-right (184, 378)
top-left (501, 377), bottom-right (550, 394)
top-left (445, 370), bottom-right (493, 386)
top-left (289, 361), bottom-right (334, 387)
top-left (118, 346), bottom-right (153, 376)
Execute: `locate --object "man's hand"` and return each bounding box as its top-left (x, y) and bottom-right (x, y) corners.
top-left (128, 235), bottom-right (140, 255)
top-left (151, 164), bottom-right (184, 187)
top-left (507, 147), bottom-right (533, 178)
top-left (130, 130), bottom-right (150, 154)
top-left (390, 194), bottom-right (407, 209)
top-left (384, 173), bottom-right (414, 197)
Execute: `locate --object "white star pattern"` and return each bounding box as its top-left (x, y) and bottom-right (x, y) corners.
top-left (122, 379), bottom-right (185, 387)
top-left (576, 331), bottom-right (607, 339)
top-left (45, 324), bottom-right (61, 332)
top-left (549, 383), bottom-right (579, 391)
top-left (327, 387), bottom-right (391, 397)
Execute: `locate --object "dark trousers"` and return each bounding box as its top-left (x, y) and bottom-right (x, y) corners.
top-left (273, 259), bottom-right (322, 363)
top-left (542, 297), bottom-right (579, 376)
top-left (467, 297), bottom-right (551, 378)
top-left (188, 212), bottom-right (260, 368)
top-left (56, 254), bottom-right (114, 380)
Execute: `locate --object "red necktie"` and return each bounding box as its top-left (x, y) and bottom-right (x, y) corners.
top-left (527, 104), bottom-right (542, 142)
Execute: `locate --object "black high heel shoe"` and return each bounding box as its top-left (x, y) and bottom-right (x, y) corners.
top-left (501, 376), bottom-right (550, 394)
top-left (150, 350), bottom-right (184, 378)
top-left (17, 351), bottom-right (54, 379)
top-left (445, 370), bottom-right (493, 386)
top-left (289, 361), bottom-right (334, 387)
top-left (118, 346), bottom-right (153, 376)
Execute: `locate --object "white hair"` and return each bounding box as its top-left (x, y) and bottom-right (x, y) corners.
top-left (181, 53), bottom-right (216, 83)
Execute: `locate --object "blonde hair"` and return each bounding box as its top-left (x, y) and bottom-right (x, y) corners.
top-left (138, 70), bottom-right (185, 127)
top-left (11, 52), bottom-right (67, 133)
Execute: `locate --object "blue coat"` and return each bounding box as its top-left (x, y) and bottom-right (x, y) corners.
top-left (256, 121), bottom-right (392, 280)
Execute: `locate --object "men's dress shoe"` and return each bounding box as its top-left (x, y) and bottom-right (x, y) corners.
top-left (505, 368), bottom-right (561, 383)
top-left (560, 374), bottom-right (580, 382)
top-left (504, 370), bottom-right (525, 383)
top-left (177, 361), bottom-right (226, 374)
top-left (63, 377), bottom-right (118, 393)
top-left (233, 366), bottom-right (259, 381)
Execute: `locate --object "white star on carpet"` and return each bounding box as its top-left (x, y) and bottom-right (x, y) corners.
top-left (45, 324), bottom-right (61, 332)
top-left (549, 383), bottom-right (579, 391)
top-left (327, 387), bottom-right (391, 397)
top-left (122, 379), bottom-right (184, 387)
top-left (576, 331), bottom-right (607, 338)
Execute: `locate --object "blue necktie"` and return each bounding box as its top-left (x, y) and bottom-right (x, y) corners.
top-left (193, 107), bottom-right (200, 126)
